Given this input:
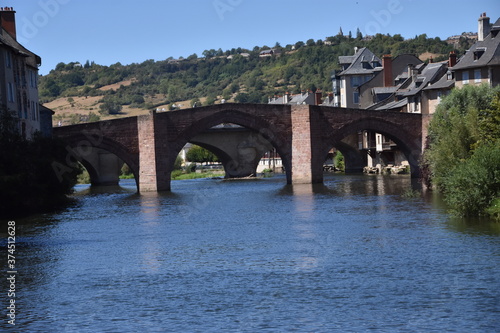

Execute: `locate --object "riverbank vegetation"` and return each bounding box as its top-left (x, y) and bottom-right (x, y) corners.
top-left (423, 84), bottom-right (500, 220)
top-left (0, 109), bottom-right (80, 218)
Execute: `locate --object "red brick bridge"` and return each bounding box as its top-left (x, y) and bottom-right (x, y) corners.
top-left (53, 103), bottom-right (424, 192)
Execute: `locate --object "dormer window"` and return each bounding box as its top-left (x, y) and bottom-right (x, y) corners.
top-left (492, 27), bottom-right (499, 38)
top-left (447, 70), bottom-right (454, 80)
top-left (362, 61), bottom-right (372, 69)
top-left (474, 47), bottom-right (486, 60)
top-left (415, 77), bottom-right (424, 88)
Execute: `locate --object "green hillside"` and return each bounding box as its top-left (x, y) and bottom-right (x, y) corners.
top-left (39, 33), bottom-right (474, 123)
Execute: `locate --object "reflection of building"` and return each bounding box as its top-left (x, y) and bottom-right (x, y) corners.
top-left (0, 7), bottom-right (48, 139)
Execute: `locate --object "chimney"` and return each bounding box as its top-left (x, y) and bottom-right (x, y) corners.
top-left (284, 92), bottom-right (289, 104)
top-left (0, 7), bottom-right (16, 39)
top-left (478, 12), bottom-right (491, 41)
top-left (408, 64), bottom-right (417, 79)
top-left (382, 55), bottom-right (393, 87)
top-left (429, 56), bottom-right (434, 64)
top-left (315, 90), bottom-right (322, 105)
top-left (449, 51), bottom-right (457, 68)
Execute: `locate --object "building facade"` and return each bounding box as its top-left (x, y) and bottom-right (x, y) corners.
top-left (0, 7), bottom-right (43, 139)
top-left (452, 14), bottom-right (500, 88)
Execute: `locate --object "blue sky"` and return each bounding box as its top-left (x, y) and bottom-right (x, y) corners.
top-left (8, 0), bottom-right (500, 74)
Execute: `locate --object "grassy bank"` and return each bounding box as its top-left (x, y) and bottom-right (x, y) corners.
top-left (171, 170), bottom-right (224, 180)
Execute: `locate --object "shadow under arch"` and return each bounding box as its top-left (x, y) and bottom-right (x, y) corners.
top-left (319, 117), bottom-right (422, 178)
top-left (168, 109), bottom-right (292, 184)
top-left (63, 135), bottom-right (140, 191)
top-left (187, 140), bottom-right (232, 172)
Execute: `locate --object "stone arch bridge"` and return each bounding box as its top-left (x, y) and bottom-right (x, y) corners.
top-left (53, 103), bottom-right (424, 192)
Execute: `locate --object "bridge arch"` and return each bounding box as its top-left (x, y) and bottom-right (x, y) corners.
top-left (167, 108), bottom-right (292, 183)
top-left (62, 135), bottom-right (140, 189)
top-left (319, 117), bottom-right (422, 178)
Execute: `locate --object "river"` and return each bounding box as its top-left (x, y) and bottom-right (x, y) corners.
top-left (1, 174), bottom-right (499, 332)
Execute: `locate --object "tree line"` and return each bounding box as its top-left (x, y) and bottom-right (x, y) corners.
top-left (39, 33), bottom-right (474, 116)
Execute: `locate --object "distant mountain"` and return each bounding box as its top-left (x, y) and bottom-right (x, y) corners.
top-left (40, 33), bottom-right (474, 125)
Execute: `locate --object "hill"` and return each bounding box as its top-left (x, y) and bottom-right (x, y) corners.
top-left (39, 33), bottom-right (474, 126)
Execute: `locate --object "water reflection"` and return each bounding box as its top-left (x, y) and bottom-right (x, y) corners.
top-left (292, 183), bottom-right (316, 221)
top-left (138, 193), bottom-right (163, 272)
top-left (4, 174), bottom-right (499, 332)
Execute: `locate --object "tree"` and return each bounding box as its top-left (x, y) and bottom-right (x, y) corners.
top-left (187, 53), bottom-right (198, 61)
top-left (0, 107), bottom-right (79, 217)
top-left (191, 97), bottom-right (202, 107)
top-left (356, 28), bottom-right (363, 40)
top-left (186, 145), bottom-right (218, 164)
top-left (306, 39), bottom-right (316, 47)
top-left (423, 84), bottom-right (500, 219)
top-left (294, 41), bottom-right (305, 49)
top-left (99, 100), bottom-right (122, 115)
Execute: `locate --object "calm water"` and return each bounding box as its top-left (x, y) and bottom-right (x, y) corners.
top-left (1, 174), bottom-right (500, 332)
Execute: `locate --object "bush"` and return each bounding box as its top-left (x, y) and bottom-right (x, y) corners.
top-left (442, 141), bottom-right (500, 217)
top-left (174, 156), bottom-right (183, 170)
top-left (334, 151), bottom-right (345, 172)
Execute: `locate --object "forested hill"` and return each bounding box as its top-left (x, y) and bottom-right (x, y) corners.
top-left (39, 33), bottom-right (474, 122)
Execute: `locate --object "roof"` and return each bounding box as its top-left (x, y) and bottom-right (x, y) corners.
top-left (373, 97), bottom-right (409, 111)
top-left (396, 63), bottom-right (447, 97)
top-left (268, 92), bottom-right (315, 105)
top-left (373, 86), bottom-right (398, 94)
top-left (452, 17), bottom-right (500, 71)
top-left (338, 47), bottom-right (382, 76)
top-left (339, 55), bottom-right (355, 64)
top-left (0, 27), bottom-right (41, 68)
top-left (423, 71), bottom-right (455, 90)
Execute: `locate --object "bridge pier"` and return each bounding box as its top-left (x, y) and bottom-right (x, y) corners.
top-left (291, 105), bottom-right (323, 184)
top-left (138, 111), bottom-right (171, 192)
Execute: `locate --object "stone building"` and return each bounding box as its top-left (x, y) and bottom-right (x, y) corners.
top-left (0, 7), bottom-right (49, 139)
top-left (452, 13), bottom-right (500, 88)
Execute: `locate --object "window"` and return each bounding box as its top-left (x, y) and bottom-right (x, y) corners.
top-left (31, 101), bottom-right (36, 121)
top-left (29, 70), bottom-right (37, 88)
top-left (473, 48), bottom-right (485, 60)
top-left (462, 71), bottom-right (469, 84)
top-left (7, 83), bottom-right (14, 102)
top-left (5, 51), bottom-right (12, 68)
top-left (351, 76), bottom-right (360, 87)
top-left (353, 91), bottom-right (359, 104)
top-left (474, 69), bottom-right (481, 83)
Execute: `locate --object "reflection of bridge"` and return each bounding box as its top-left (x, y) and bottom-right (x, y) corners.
top-left (53, 103), bottom-right (424, 192)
